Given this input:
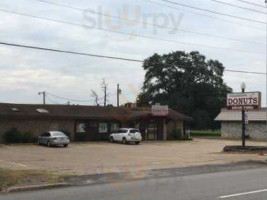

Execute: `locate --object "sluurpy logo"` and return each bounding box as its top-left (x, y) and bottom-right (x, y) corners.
top-left (83, 5), bottom-right (184, 41)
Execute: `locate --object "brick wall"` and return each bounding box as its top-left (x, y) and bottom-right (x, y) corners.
top-left (221, 121), bottom-right (267, 140)
top-left (0, 118), bottom-right (75, 143)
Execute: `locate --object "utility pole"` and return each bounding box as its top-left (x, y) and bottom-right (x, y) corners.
top-left (117, 84), bottom-right (121, 107)
top-left (241, 82), bottom-right (246, 147)
top-left (38, 91), bottom-right (46, 105)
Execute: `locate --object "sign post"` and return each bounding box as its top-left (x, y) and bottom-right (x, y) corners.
top-left (241, 83), bottom-right (246, 147)
top-left (227, 89), bottom-right (261, 147)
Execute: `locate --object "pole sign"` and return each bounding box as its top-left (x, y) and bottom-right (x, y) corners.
top-left (227, 92), bottom-right (261, 110)
top-left (152, 105), bottom-right (169, 116)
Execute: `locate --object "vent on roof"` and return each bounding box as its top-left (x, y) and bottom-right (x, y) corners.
top-left (10, 108), bottom-right (20, 112)
top-left (36, 108), bottom-right (49, 114)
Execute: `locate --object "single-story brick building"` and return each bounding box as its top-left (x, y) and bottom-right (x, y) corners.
top-left (0, 103), bottom-right (192, 143)
top-left (215, 108), bottom-right (267, 140)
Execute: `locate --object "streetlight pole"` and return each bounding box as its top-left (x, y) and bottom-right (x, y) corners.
top-left (117, 84), bottom-right (120, 107)
top-left (241, 82), bottom-right (246, 147)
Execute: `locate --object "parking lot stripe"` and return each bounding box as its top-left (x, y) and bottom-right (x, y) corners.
top-left (219, 189), bottom-right (267, 199)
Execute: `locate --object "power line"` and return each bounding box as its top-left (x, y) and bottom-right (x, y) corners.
top-left (32, 0), bottom-right (262, 45)
top-left (210, 0), bottom-right (267, 15)
top-left (234, 0), bottom-right (267, 9)
top-left (46, 96), bottom-right (62, 104)
top-left (47, 92), bottom-right (97, 103)
top-left (47, 92), bottom-right (117, 103)
top-left (155, 0), bottom-right (266, 24)
top-left (0, 41), bottom-right (265, 75)
top-left (0, 9), bottom-right (264, 54)
top-left (0, 41), bottom-right (143, 62)
top-left (225, 69), bottom-right (266, 75)
top-left (145, 0), bottom-right (265, 31)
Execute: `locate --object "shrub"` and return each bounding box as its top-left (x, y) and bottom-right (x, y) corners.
top-left (22, 132), bottom-right (37, 143)
top-left (168, 128), bottom-right (183, 140)
top-left (3, 128), bottom-right (22, 143)
top-left (75, 132), bottom-right (86, 142)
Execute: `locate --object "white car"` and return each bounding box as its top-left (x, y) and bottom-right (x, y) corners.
top-left (110, 128), bottom-right (142, 145)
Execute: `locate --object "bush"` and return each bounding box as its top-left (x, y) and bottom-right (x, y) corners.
top-left (168, 128), bottom-right (183, 140)
top-left (3, 129), bottom-right (38, 144)
top-left (3, 128), bottom-right (22, 143)
top-left (75, 132), bottom-right (86, 142)
top-left (22, 132), bottom-right (37, 143)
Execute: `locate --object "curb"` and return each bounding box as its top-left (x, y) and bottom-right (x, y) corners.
top-left (6, 183), bottom-right (71, 193)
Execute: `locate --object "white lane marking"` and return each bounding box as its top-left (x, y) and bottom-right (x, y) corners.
top-left (0, 159), bottom-right (28, 167)
top-left (219, 189), bottom-right (267, 199)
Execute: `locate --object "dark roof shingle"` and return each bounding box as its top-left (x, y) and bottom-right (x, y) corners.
top-left (0, 103), bottom-right (192, 121)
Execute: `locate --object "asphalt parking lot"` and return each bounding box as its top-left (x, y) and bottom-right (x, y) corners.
top-left (0, 139), bottom-right (265, 175)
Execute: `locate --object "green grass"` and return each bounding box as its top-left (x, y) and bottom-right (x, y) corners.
top-left (191, 130), bottom-right (221, 138)
top-left (0, 169), bottom-right (67, 192)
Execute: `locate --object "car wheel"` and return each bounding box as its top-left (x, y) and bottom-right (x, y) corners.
top-left (64, 144), bottom-right (68, 148)
top-left (135, 142), bottom-right (140, 145)
top-left (37, 140), bottom-right (41, 145)
top-left (122, 138), bottom-right (127, 145)
top-left (47, 141), bottom-right (51, 147)
top-left (110, 137), bottom-right (114, 143)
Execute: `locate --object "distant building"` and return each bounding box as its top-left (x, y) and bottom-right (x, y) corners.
top-left (0, 103), bottom-right (192, 143)
top-left (215, 108), bottom-right (267, 140)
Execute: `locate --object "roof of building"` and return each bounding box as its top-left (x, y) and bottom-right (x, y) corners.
top-left (215, 108), bottom-right (267, 122)
top-left (0, 103), bottom-right (193, 121)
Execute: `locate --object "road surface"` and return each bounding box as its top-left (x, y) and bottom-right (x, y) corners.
top-left (2, 167), bottom-right (267, 200)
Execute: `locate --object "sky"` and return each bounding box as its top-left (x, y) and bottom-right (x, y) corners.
top-left (0, 0), bottom-right (266, 106)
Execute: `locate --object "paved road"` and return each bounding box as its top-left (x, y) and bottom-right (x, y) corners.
top-left (2, 167), bottom-right (267, 200)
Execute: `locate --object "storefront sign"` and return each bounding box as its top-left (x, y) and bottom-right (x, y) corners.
top-left (227, 92), bottom-right (261, 110)
top-left (152, 105), bottom-right (169, 116)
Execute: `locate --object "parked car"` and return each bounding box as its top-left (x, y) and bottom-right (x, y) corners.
top-left (38, 131), bottom-right (70, 147)
top-left (109, 128), bottom-right (142, 145)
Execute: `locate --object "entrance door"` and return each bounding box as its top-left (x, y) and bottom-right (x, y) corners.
top-left (147, 123), bottom-right (158, 140)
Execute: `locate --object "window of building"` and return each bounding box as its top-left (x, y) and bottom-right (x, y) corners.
top-left (36, 108), bottom-right (49, 113)
top-left (76, 123), bottom-right (86, 133)
top-left (99, 123), bottom-right (108, 133)
top-left (110, 123), bottom-right (119, 132)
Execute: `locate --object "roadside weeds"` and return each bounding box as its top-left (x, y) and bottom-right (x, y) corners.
top-left (1, 160), bottom-right (267, 194)
top-left (0, 168), bottom-right (72, 193)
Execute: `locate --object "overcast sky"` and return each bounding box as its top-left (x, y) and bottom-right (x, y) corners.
top-left (0, 0), bottom-right (266, 106)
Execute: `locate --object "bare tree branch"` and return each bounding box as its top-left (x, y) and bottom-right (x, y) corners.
top-left (101, 79), bottom-right (109, 107)
top-left (91, 90), bottom-right (99, 106)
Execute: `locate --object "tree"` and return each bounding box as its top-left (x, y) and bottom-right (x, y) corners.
top-left (91, 90), bottom-right (100, 106)
top-left (137, 51), bottom-right (232, 129)
top-left (101, 79), bottom-right (109, 107)
top-left (91, 79), bottom-right (110, 107)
